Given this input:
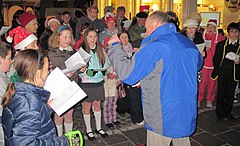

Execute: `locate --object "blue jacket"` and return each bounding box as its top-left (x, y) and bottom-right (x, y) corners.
top-left (2, 82), bottom-right (69, 146)
top-left (109, 23), bottom-right (203, 138)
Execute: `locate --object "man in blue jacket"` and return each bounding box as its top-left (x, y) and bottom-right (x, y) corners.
top-left (107, 11), bottom-right (203, 146)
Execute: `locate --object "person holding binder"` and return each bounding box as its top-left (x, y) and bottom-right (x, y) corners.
top-left (78, 28), bottom-right (109, 140)
top-left (2, 49), bottom-right (69, 145)
top-left (47, 25), bottom-right (77, 136)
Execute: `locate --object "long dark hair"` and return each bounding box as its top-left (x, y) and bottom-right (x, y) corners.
top-left (2, 49), bottom-right (47, 107)
top-left (82, 28), bottom-right (105, 66)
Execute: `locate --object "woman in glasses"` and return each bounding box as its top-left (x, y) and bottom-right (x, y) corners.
top-left (78, 28), bottom-right (109, 140)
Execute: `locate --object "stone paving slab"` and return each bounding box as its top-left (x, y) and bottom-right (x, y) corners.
top-left (197, 114), bottom-right (230, 134)
top-left (122, 128), bottom-right (147, 145)
top-left (191, 132), bottom-right (225, 146)
top-left (217, 130), bottom-right (240, 146)
top-left (73, 103), bottom-right (240, 146)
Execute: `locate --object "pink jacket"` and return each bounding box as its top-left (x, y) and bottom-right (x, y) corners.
top-left (203, 32), bottom-right (225, 68)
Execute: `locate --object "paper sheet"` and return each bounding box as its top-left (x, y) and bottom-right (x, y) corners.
top-left (196, 43), bottom-right (205, 53)
top-left (62, 48), bottom-right (91, 74)
top-left (93, 66), bottom-right (110, 71)
top-left (44, 67), bottom-right (71, 100)
top-left (44, 67), bottom-right (87, 115)
top-left (49, 81), bottom-right (87, 116)
top-left (140, 33), bottom-right (147, 38)
top-left (123, 20), bottom-right (132, 28)
top-left (0, 26), bottom-right (10, 35)
top-left (205, 40), bottom-right (212, 48)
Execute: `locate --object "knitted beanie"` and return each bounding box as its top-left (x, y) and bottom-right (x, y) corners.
top-left (18, 12), bottom-right (37, 27)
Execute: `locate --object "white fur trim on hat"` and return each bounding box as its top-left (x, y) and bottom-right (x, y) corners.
top-left (14, 34), bottom-right (37, 50)
top-left (207, 22), bottom-right (217, 27)
top-left (47, 18), bottom-right (60, 27)
top-left (6, 36), bottom-right (13, 43)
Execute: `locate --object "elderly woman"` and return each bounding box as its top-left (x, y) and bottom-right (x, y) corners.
top-left (18, 12), bottom-right (38, 34)
top-left (181, 19), bottom-right (206, 107)
top-left (181, 18), bottom-right (205, 49)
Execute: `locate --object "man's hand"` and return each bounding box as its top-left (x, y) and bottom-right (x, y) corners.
top-left (107, 34), bottom-right (121, 45)
top-left (107, 72), bottom-right (117, 79)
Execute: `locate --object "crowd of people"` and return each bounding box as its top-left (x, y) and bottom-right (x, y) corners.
top-left (0, 4), bottom-right (240, 146)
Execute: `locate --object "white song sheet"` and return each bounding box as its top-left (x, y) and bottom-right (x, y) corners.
top-left (196, 43), bottom-right (205, 53)
top-left (62, 48), bottom-right (91, 74)
top-left (44, 67), bottom-right (87, 116)
top-left (0, 26), bottom-right (10, 35)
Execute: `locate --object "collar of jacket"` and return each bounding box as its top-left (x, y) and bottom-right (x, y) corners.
top-left (141, 23), bottom-right (176, 49)
top-left (15, 82), bottom-right (50, 103)
top-left (105, 28), bottom-right (118, 36)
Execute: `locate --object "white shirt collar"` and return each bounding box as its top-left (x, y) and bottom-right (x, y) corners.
top-left (229, 39), bottom-right (238, 45)
top-left (59, 46), bottom-right (73, 51)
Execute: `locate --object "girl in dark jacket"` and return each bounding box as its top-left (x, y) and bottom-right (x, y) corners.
top-left (2, 49), bottom-right (69, 146)
top-left (47, 25), bottom-right (77, 136)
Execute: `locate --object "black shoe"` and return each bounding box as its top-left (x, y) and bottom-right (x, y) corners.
top-left (95, 129), bottom-right (108, 138)
top-left (113, 121), bottom-right (121, 125)
top-left (86, 131), bottom-right (95, 141)
top-left (106, 123), bottom-right (114, 128)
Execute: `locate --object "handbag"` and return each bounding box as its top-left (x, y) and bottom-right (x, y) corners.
top-left (117, 83), bottom-right (126, 98)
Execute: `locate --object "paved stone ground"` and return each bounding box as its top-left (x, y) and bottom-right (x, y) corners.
top-left (73, 101), bottom-right (240, 146)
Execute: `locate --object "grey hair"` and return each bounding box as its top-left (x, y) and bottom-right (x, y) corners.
top-left (149, 11), bottom-right (169, 24)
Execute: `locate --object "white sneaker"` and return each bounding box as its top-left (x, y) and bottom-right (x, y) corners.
top-left (136, 121), bottom-right (144, 126)
top-left (206, 101), bottom-right (213, 108)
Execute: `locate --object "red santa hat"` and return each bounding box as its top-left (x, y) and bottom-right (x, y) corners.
top-left (18, 12), bottom-right (37, 27)
top-left (207, 19), bottom-right (217, 27)
top-left (203, 19), bottom-right (219, 41)
top-left (105, 12), bottom-right (116, 24)
top-left (45, 16), bottom-right (60, 28)
top-left (6, 26), bottom-right (37, 50)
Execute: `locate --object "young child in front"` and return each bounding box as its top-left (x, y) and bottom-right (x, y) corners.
top-left (2, 49), bottom-right (69, 145)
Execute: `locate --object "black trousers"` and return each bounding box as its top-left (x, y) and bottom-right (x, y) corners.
top-left (216, 72), bottom-right (237, 120)
top-left (125, 85), bottom-right (143, 123)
